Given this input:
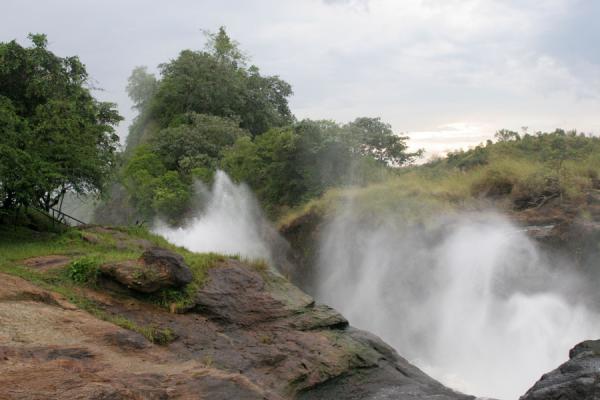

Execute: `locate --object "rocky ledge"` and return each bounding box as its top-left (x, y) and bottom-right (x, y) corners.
top-left (0, 247), bottom-right (473, 399)
top-left (520, 340), bottom-right (600, 400)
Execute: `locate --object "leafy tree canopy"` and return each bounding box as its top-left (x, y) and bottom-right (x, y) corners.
top-left (108, 28), bottom-right (422, 223)
top-left (222, 117), bottom-right (420, 212)
top-left (0, 34), bottom-right (122, 213)
top-left (126, 26), bottom-right (293, 148)
top-left (343, 117), bottom-right (423, 166)
top-left (127, 66), bottom-right (158, 111)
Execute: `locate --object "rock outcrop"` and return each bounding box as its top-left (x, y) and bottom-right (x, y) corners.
top-left (100, 247), bottom-right (193, 293)
top-left (0, 256), bottom-right (474, 399)
top-left (520, 340), bottom-right (600, 400)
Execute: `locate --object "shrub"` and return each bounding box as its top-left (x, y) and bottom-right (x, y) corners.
top-left (471, 169), bottom-right (515, 198)
top-left (67, 257), bottom-right (100, 284)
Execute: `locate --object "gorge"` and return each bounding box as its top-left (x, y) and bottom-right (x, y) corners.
top-left (151, 171), bottom-right (600, 399)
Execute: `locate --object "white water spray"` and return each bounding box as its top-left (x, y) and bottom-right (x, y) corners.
top-left (155, 171), bottom-right (277, 262)
top-left (316, 208), bottom-right (600, 399)
top-left (154, 172), bottom-right (600, 399)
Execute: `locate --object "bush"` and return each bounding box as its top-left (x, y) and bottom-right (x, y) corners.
top-left (67, 257), bottom-right (100, 284)
top-left (471, 168), bottom-right (515, 198)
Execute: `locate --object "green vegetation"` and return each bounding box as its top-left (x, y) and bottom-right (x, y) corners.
top-left (128, 27), bottom-right (293, 144)
top-left (0, 223), bottom-right (231, 342)
top-left (108, 314), bottom-right (176, 345)
top-left (223, 118), bottom-right (420, 214)
top-left (101, 27), bottom-right (294, 223)
top-left (0, 34), bottom-right (122, 216)
top-left (438, 128), bottom-right (600, 206)
top-left (67, 256), bottom-right (101, 284)
top-left (99, 27), bottom-right (420, 223)
top-left (281, 129), bottom-right (600, 226)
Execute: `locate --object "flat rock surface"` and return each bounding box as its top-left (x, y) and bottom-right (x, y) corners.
top-left (22, 255), bottom-right (71, 271)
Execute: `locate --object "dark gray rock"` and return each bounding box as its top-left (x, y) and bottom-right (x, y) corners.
top-left (188, 260), bottom-right (473, 399)
top-left (520, 339), bottom-right (600, 400)
top-left (298, 327), bottom-right (475, 400)
top-left (100, 247), bottom-right (192, 293)
top-left (139, 247), bottom-right (194, 286)
top-left (192, 260), bottom-right (304, 325)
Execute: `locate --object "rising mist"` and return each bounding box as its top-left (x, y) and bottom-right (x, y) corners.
top-left (155, 171), bottom-right (282, 263)
top-left (315, 204), bottom-right (600, 399)
top-left (154, 171), bottom-right (600, 399)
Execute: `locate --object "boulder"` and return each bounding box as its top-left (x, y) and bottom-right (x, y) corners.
top-left (193, 260), bottom-right (297, 325)
top-left (100, 247), bottom-right (193, 293)
top-left (520, 339), bottom-right (600, 400)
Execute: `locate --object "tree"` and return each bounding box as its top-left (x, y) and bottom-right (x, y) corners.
top-left (494, 129), bottom-right (520, 142)
top-left (0, 96), bottom-right (34, 209)
top-left (0, 34), bottom-right (122, 213)
top-left (343, 117), bottom-right (423, 166)
top-left (222, 117), bottom-right (417, 212)
top-left (143, 27), bottom-right (292, 138)
top-left (111, 27), bottom-right (293, 222)
top-left (127, 66), bottom-right (158, 111)
top-left (203, 26), bottom-right (247, 67)
top-left (293, 119), bottom-right (352, 195)
top-left (151, 112), bottom-right (249, 175)
top-left (222, 128), bottom-right (304, 209)
top-left (121, 146), bottom-right (191, 223)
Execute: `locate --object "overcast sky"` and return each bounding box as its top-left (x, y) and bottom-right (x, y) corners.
top-left (3, 0), bottom-right (599, 156)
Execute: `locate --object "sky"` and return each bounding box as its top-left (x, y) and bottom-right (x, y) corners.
top-left (2, 0), bottom-right (600, 157)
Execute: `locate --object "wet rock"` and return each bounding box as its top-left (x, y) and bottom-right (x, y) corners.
top-left (520, 339), bottom-right (600, 400)
top-left (286, 304), bottom-right (348, 331)
top-left (187, 261), bottom-right (472, 399)
top-left (0, 257), bottom-right (474, 400)
top-left (100, 248), bottom-right (192, 293)
top-left (174, 374), bottom-right (277, 400)
top-left (193, 261), bottom-right (294, 325)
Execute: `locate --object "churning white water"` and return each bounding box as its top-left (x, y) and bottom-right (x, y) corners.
top-left (156, 174), bottom-right (600, 399)
top-left (155, 171), bottom-right (275, 261)
top-left (316, 207), bottom-right (600, 399)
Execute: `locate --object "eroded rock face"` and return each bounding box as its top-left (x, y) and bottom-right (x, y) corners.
top-left (520, 340), bottom-right (600, 400)
top-left (100, 247), bottom-right (193, 293)
top-left (0, 259), bottom-right (474, 399)
top-left (193, 260), bottom-right (314, 325)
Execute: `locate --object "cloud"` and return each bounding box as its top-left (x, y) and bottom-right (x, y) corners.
top-left (1, 0), bottom-right (599, 152)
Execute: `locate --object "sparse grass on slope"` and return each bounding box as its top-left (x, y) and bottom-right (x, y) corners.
top-left (280, 132), bottom-right (600, 227)
top-left (0, 223), bottom-right (253, 343)
top-left (279, 169), bottom-right (475, 228)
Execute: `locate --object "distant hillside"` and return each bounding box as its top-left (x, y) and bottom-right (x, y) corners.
top-left (281, 129), bottom-right (600, 227)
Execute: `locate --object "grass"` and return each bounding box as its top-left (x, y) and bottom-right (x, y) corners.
top-left (280, 134), bottom-right (600, 228)
top-left (278, 170), bottom-right (473, 229)
top-left (0, 222), bottom-right (235, 343)
top-left (109, 314), bottom-right (176, 345)
top-left (0, 260), bottom-right (175, 344)
top-left (0, 221), bottom-right (269, 310)
top-left (0, 226), bottom-right (140, 268)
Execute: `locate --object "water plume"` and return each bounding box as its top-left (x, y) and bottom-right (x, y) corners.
top-left (315, 207), bottom-right (600, 399)
top-left (154, 171), bottom-right (280, 262)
